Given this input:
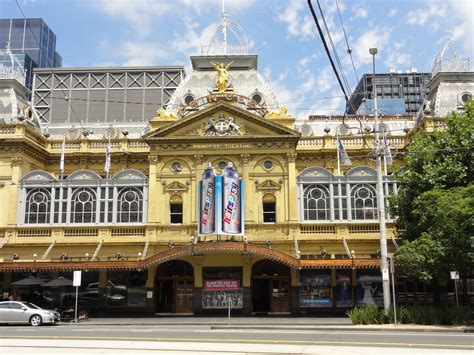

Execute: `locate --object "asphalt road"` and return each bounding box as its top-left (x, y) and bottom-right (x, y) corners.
top-left (0, 324), bottom-right (472, 352)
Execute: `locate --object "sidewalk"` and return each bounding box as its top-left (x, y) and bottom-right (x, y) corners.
top-left (72, 316), bottom-right (473, 333)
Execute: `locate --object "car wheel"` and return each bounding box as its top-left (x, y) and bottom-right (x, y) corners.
top-left (29, 315), bottom-right (42, 327)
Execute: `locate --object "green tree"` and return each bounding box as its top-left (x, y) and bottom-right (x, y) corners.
top-left (391, 101), bottom-right (474, 282)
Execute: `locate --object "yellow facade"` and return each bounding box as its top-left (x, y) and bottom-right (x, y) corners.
top-left (0, 94), bottom-right (412, 314)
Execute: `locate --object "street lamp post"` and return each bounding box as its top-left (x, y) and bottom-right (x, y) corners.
top-left (370, 47), bottom-right (391, 314)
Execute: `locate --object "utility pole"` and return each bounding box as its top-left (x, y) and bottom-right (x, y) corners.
top-left (370, 47), bottom-right (391, 314)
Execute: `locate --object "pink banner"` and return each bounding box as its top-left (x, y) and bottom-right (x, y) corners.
top-left (204, 279), bottom-right (240, 291)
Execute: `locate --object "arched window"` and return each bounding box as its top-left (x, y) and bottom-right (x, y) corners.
top-left (351, 184), bottom-right (377, 220)
top-left (117, 187), bottom-right (143, 223)
top-left (262, 194), bottom-right (276, 223)
top-left (71, 187), bottom-right (96, 223)
top-left (25, 188), bottom-right (51, 224)
top-left (170, 195), bottom-right (183, 224)
top-left (303, 184), bottom-right (330, 220)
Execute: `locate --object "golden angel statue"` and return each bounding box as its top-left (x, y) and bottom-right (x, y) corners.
top-left (211, 61), bottom-right (233, 93)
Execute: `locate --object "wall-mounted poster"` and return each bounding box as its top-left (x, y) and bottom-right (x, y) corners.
top-left (356, 272), bottom-right (383, 306)
top-left (336, 272), bottom-right (353, 307)
top-left (202, 279), bottom-right (243, 309)
top-left (299, 273), bottom-right (332, 307)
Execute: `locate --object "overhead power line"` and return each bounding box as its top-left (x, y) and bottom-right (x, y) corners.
top-left (307, 0), bottom-right (351, 116)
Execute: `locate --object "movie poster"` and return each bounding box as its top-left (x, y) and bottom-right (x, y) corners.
top-left (299, 274), bottom-right (332, 307)
top-left (356, 273), bottom-right (383, 306)
top-left (202, 279), bottom-right (243, 309)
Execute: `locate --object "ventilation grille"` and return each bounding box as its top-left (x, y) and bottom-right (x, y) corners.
top-left (349, 225), bottom-right (380, 234)
top-left (111, 228), bottom-right (146, 237)
top-left (64, 229), bottom-right (99, 237)
top-left (17, 229), bottom-right (51, 237)
top-left (300, 225), bottom-right (336, 234)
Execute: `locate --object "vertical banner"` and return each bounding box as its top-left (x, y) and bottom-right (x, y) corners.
top-left (222, 162), bottom-right (241, 234)
top-left (199, 163), bottom-right (216, 235)
top-left (198, 162), bottom-right (244, 237)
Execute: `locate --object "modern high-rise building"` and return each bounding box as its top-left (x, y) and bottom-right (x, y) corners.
top-left (0, 18), bottom-right (62, 89)
top-left (347, 71), bottom-right (431, 115)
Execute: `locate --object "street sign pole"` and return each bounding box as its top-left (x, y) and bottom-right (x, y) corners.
top-left (450, 271), bottom-right (460, 307)
top-left (73, 270), bottom-right (82, 324)
top-left (74, 286), bottom-right (78, 324)
top-left (388, 253), bottom-right (397, 324)
top-left (227, 296), bottom-right (232, 326)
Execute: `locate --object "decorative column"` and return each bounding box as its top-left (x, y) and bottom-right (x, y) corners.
top-left (242, 255), bottom-right (252, 315)
top-left (147, 155), bottom-right (159, 224)
top-left (193, 255), bottom-right (204, 314)
top-left (98, 270), bottom-right (107, 312)
top-left (145, 265), bottom-right (156, 314)
top-left (290, 267), bottom-right (300, 314)
top-left (287, 153), bottom-right (298, 222)
top-left (192, 155), bottom-right (204, 224)
top-left (8, 157), bottom-right (24, 226)
top-left (240, 154), bottom-right (253, 223)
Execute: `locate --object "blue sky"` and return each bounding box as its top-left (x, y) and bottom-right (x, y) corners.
top-left (1, 0), bottom-right (472, 118)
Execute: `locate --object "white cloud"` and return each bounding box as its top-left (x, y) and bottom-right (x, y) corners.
top-left (314, 66), bottom-right (334, 93)
top-left (298, 52), bottom-right (319, 66)
top-left (352, 27), bottom-right (392, 68)
top-left (112, 41), bottom-right (172, 66)
top-left (405, 0), bottom-right (472, 53)
top-left (385, 51), bottom-right (412, 71)
top-left (353, 7), bottom-right (368, 19)
top-left (181, 0), bottom-right (257, 15)
top-left (96, 0), bottom-right (174, 37)
top-left (388, 8), bottom-right (397, 17)
top-left (445, 0), bottom-right (473, 53)
top-left (278, 0), bottom-right (315, 39)
top-left (171, 16), bottom-right (217, 56)
top-left (405, 2), bottom-right (446, 26)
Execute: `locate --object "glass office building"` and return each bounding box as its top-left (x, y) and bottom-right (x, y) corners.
top-left (0, 18), bottom-right (62, 89)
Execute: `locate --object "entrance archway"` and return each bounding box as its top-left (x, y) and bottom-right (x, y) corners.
top-left (252, 260), bottom-right (291, 313)
top-left (155, 260), bottom-right (194, 313)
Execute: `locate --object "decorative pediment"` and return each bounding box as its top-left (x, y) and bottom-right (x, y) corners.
top-left (163, 181), bottom-right (189, 194)
top-left (255, 179), bottom-right (282, 191)
top-left (144, 101), bottom-right (300, 141)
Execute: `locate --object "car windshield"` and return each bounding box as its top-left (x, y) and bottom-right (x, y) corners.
top-left (22, 302), bottom-right (41, 309)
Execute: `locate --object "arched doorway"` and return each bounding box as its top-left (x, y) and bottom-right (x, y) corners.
top-left (252, 260), bottom-right (291, 313)
top-left (155, 260), bottom-right (194, 314)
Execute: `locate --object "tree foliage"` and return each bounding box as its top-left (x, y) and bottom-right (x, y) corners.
top-left (391, 101), bottom-right (474, 281)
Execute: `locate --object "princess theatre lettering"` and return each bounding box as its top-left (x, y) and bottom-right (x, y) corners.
top-left (1, 9), bottom-right (441, 317)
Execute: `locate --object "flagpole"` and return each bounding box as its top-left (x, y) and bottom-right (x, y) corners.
top-left (383, 133), bottom-right (388, 176)
top-left (60, 135), bottom-right (65, 180)
top-left (105, 137), bottom-right (111, 179)
top-left (336, 135), bottom-right (341, 176)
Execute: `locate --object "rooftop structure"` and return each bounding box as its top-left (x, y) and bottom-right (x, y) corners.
top-left (32, 66), bottom-right (184, 138)
top-left (347, 71), bottom-right (431, 115)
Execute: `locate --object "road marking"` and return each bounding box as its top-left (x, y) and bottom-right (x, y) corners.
top-left (0, 335), bottom-right (472, 350)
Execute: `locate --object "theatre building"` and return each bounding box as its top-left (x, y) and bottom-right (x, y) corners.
top-left (0, 15), bottom-right (417, 316)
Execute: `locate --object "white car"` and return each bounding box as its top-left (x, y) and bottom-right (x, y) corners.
top-left (0, 301), bottom-right (60, 326)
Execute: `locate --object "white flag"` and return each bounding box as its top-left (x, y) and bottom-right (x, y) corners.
top-left (59, 136), bottom-right (65, 173)
top-left (337, 138), bottom-right (352, 166)
top-left (384, 134), bottom-right (393, 166)
top-left (104, 140), bottom-right (111, 175)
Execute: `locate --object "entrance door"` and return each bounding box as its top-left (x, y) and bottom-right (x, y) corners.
top-left (252, 279), bottom-right (271, 313)
top-left (156, 279), bottom-right (174, 313)
top-left (174, 279), bottom-right (194, 313)
top-left (271, 279), bottom-right (290, 313)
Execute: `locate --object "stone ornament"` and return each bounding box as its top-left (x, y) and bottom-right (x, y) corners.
top-left (204, 114), bottom-right (242, 136)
